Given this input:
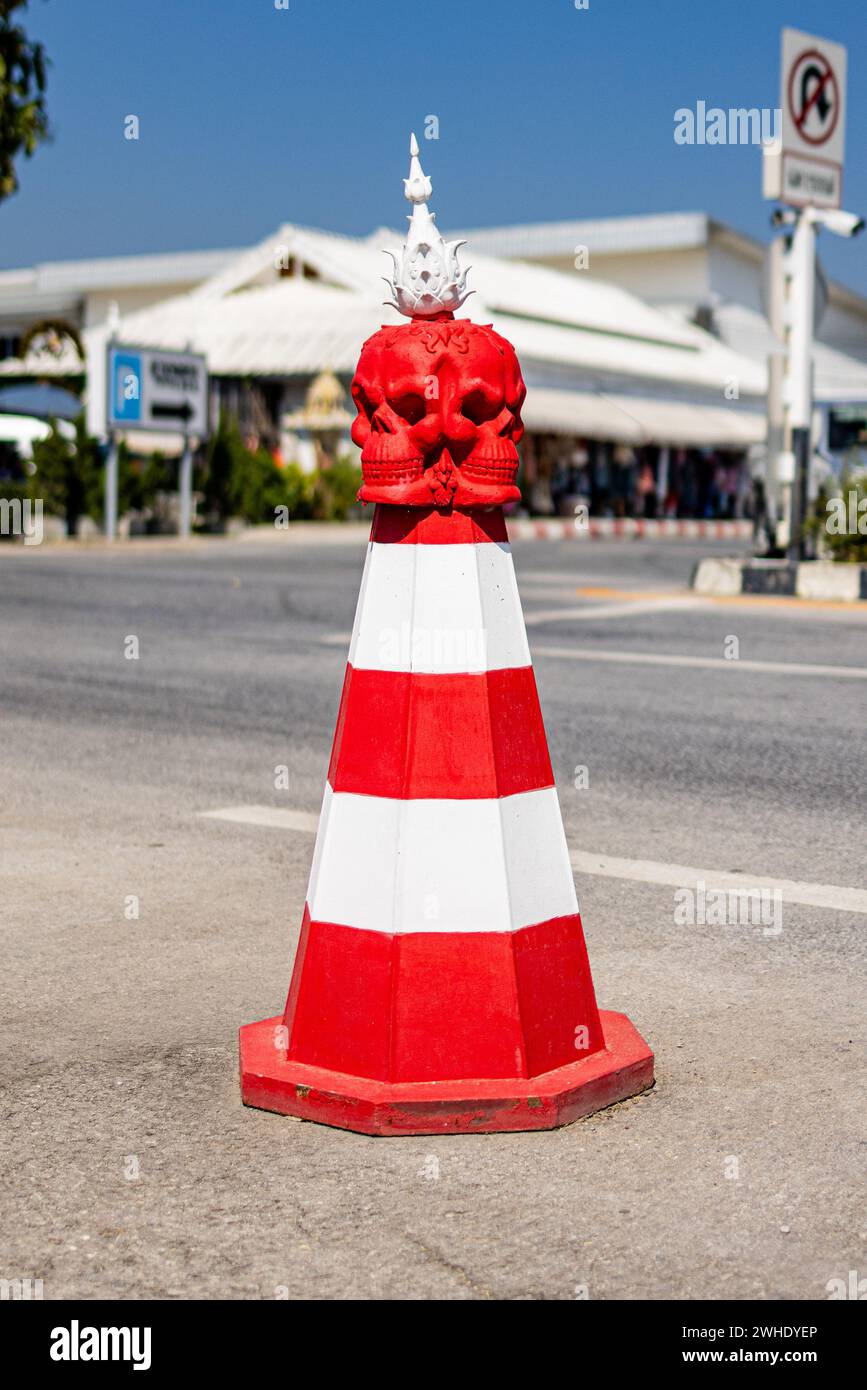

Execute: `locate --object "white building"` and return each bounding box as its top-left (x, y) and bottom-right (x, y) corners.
top-left (460, 211), bottom-right (867, 467)
top-left (0, 217), bottom-right (781, 517)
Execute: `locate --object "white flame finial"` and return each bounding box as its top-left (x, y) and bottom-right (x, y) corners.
top-left (383, 132), bottom-right (472, 319)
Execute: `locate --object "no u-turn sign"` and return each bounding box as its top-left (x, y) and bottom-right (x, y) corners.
top-left (780, 28), bottom-right (847, 208)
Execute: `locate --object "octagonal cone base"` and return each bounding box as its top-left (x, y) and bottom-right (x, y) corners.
top-left (239, 1009), bottom-right (654, 1136)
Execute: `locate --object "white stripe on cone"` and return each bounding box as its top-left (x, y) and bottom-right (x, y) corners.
top-left (348, 541), bottom-right (531, 674)
top-left (307, 783), bottom-right (579, 934)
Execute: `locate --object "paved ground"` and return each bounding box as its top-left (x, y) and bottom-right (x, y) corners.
top-left (1, 532), bottom-right (865, 1300)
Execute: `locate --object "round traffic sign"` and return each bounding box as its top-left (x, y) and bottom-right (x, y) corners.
top-left (787, 48), bottom-right (840, 146)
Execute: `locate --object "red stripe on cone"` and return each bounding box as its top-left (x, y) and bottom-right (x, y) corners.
top-left (328, 664), bottom-right (554, 799)
top-left (282, 913), bottom-right (604, 1083)
top-left (370, 505), bottom-right (509, 545)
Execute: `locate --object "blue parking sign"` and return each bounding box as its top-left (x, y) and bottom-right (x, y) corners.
top-left (110, 350), bottom-right (142, 424)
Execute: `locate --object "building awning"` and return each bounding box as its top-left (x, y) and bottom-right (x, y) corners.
top-left (613, 396), bottom-right (765, 447)
top-left (521, 389), bottom-right (643, 442)
top-left (522, 387), bottom-right (764, 449)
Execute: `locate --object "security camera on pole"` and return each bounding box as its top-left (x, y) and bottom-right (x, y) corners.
top-left (763, 28), bottom-right (862, 561)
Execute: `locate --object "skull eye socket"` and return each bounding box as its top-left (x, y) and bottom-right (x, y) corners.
top-left (389, 393), bottom-right (427, 425)
top-left (460, 390), bottom-right (500, 425)
top-left (353, 385), bottom-right (378, 420)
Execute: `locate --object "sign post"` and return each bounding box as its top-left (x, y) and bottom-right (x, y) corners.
top-left (105, 432), bottom-right (119, 543)
top-left (786, 210), bottom-right (817, 561)
top-left (764, 29), bottom-right (857, 562)
top-left (178, 436), bottom-right (193, 539)
top-left (105, 344), bottom-right (208, 539)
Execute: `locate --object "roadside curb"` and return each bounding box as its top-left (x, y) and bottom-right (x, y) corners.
top-left (0, 516), bottom-right (756, 553)
top-left (692, 556), bottom-right (867, 602)
top-left (508, 517), bottom-right (754, 542)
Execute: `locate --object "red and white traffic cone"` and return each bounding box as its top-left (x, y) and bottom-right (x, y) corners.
top-left (240, 503), bottom-right (654, 1135)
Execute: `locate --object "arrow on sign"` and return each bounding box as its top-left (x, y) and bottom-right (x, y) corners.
top-left (799, 63), bottom-right (832, 124)
top-left (151, 400), bottom-right (194, 422)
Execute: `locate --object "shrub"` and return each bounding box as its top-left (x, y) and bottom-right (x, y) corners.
top-left (201, 418), bottom-right (360, 525)
top-left (809, 465), bottom-right (867, 563)
top-left (29, 421), bottom-right (80, 531)
top-left (201, 417), bottom-right (244, 521)
top-left (233, 446), bottom-right (294, 523)
top-left (311, 455), bottom-right (362, 521)
top-left (0, 479), bottom-right (30, 541)
top-left (26, 415), bottom-right (105, 534)
top-left (280, 462), bottom-right (314, 521)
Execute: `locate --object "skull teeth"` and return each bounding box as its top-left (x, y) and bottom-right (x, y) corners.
top-left (461, 458), bottom-right (519, 482)
top-left (361, 457), bottom-right (425, 484)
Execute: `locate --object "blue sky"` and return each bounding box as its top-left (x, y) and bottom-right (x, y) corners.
top-left (2, 0), bottom-right (866, 293)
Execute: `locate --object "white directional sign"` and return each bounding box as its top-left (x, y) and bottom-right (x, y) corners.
top-left (780, 27), bottom-right (847, 208)
top-left (107, 344), bottom-right (208, 435)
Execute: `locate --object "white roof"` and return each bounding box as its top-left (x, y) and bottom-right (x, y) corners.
top-left (0, 247), bottom-right (242, 316)
top-left (456, 212), bottom-right (712, 259)
top-left (100, 221), bottom-right (763, 398)
top-left (490, 309), bottom-right (763, 394)
top-left (455, 211), bottom-right (867, 323)
top-left (676, 301), bottom-right (867, 404)
top-left (115, 278), bottom-right (386, 375)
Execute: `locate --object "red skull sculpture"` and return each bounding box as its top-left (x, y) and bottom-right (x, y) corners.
top-left (352, 314), bottom-right (525, 507)
top-left (351, 136), bottom-right (526, 508)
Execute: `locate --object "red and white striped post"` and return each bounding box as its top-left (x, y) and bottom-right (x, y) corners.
top-left (239, 137), bottom-right (654, 1135)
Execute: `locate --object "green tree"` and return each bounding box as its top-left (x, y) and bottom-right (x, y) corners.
top-left (232, 446), bottom-right (292, 523)
top-left (74, 415), bottom-right (104, 521)
top-left (29, 421), bottom-right (79, 532)
top-left (29, 415), bottom-right (103, 535)
top-left (0, 1), bottom-right (49, 201)
top-left (201, 416), bottom-right (243, 521)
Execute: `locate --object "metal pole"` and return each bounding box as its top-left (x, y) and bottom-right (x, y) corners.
top-left (105, 431), bottom-right (118, 542)
top-left (765, 352), bottom-right (787, 551)
top-left (656, 446), bottom-right (670, 513)
top-left (787, 210), bottom-right (816, 563)
top-left (179, 435), bottom-right (192, 538)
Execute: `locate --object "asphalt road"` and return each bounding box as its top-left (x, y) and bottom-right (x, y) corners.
top-left (1, 530), bottom-right (865, 1301)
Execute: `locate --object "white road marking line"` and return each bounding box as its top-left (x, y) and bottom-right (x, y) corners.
top-left (198, 805), bottom-right (867, 914)
top-left (569, 850), bottom-right (867, 915)
top-left (199, 805), bottom-right (319, 832)
top-left (524, 599), bottom-right (701, 624)
top-left (320, 634), bottom-right (867, 679)
top-left (534, 644), bottom-right (867, 679)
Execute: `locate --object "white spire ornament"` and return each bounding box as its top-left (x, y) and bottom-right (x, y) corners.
top-left (384, 134), bottom-right (472, 319)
